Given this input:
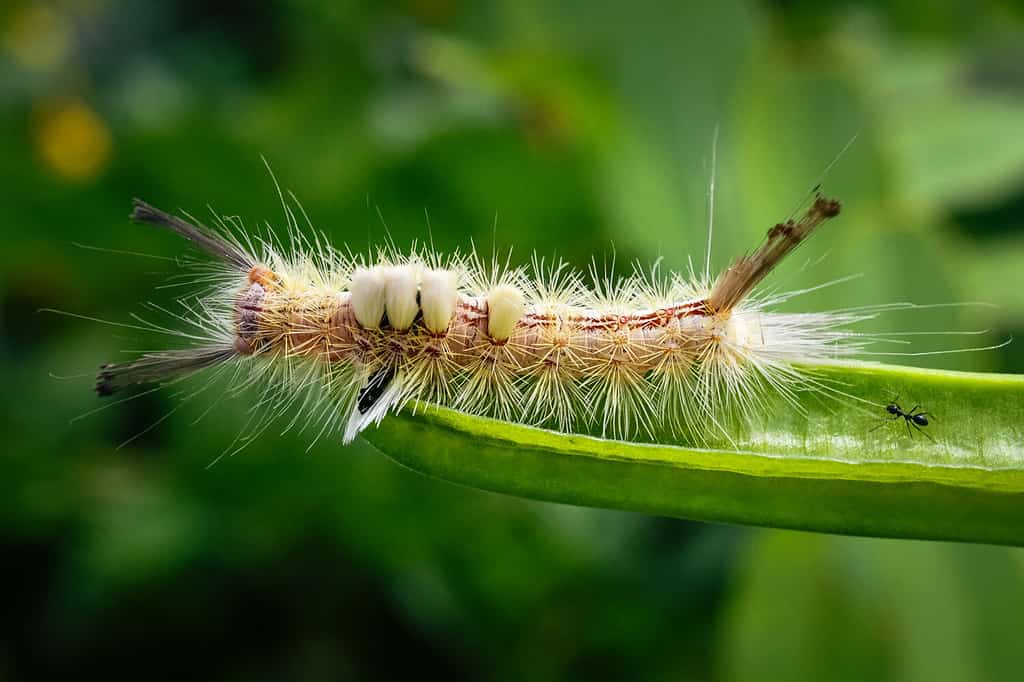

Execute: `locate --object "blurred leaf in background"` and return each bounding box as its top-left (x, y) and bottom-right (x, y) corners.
top-left (1, 0), bottom-right (1023, 680)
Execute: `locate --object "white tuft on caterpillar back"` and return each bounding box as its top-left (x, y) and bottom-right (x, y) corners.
top-left (97, 194), bottom-right (874, 446)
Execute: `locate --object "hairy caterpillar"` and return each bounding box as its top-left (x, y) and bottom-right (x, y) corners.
top-left (89, 184), bottom-right (900, 453)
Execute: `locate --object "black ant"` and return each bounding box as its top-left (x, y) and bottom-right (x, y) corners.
top-left (871, 397), bottom-right (934, 441)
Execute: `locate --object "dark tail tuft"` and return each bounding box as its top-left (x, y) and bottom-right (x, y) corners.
top-left (95, 348), bottom-right (235, 397)
top-left (96, 363), bottom-right (119, 396)
top-left (131, 199), bottom-right (255, 270)
top-left (707, 195), bottom-right (842, 313)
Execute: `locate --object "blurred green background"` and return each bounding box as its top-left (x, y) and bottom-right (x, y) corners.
top-left (3, 0), bottom-right (1024, 680)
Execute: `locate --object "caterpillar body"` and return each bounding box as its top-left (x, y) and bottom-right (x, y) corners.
top-left (95, 193), bottom-right (871, 448)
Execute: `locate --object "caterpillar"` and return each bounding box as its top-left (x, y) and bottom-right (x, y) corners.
top-left (90, 186), bottom-right (890, 453)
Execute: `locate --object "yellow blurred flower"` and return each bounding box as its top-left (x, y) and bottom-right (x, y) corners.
top-left (34, 99), bottom-right (113, 182)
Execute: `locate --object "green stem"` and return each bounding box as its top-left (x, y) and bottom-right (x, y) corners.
top-left (363, 363), bottom-right (1024, 545)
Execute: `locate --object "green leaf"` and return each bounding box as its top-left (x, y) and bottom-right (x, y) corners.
top-left (362, 362), bottom-right (1024, 546)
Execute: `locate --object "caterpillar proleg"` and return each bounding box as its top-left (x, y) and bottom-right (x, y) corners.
top-left (94, 190), bottom-right (901, 449)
